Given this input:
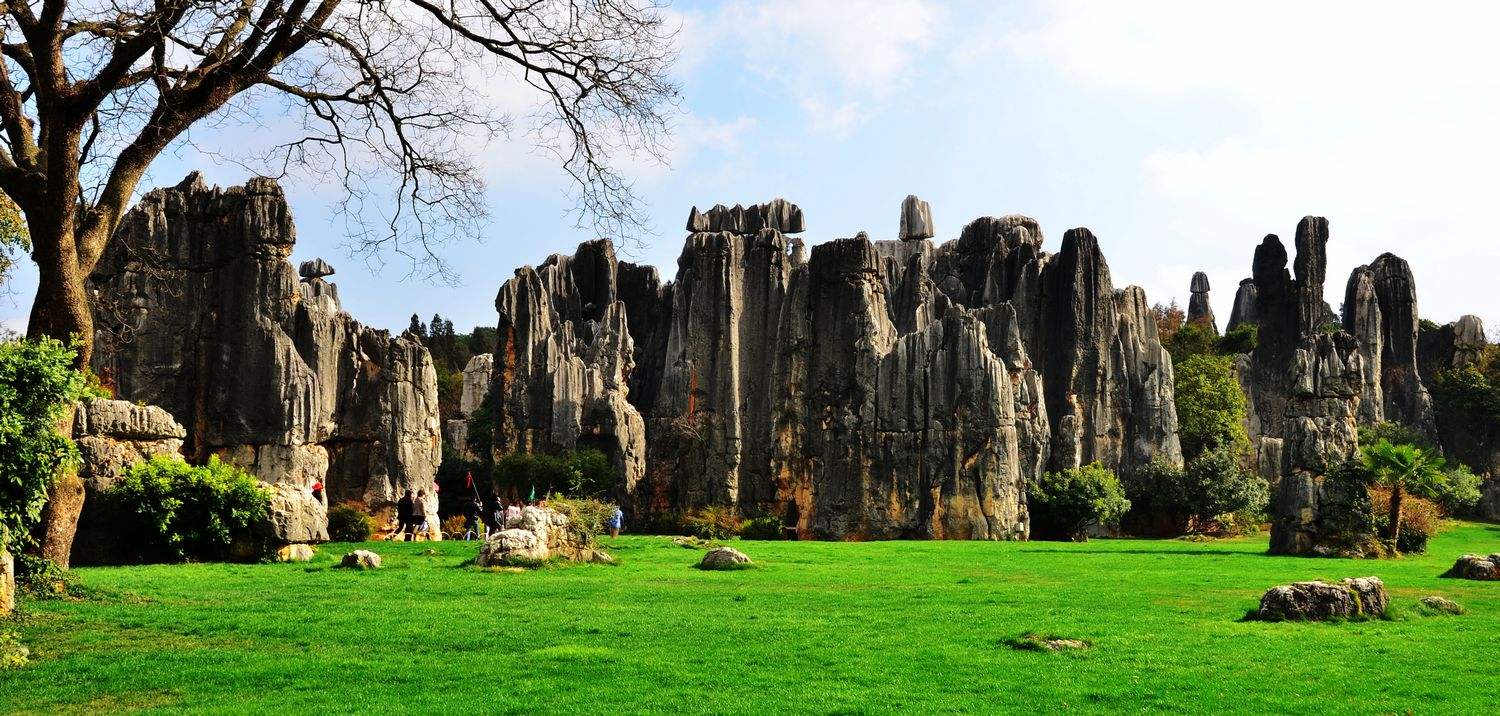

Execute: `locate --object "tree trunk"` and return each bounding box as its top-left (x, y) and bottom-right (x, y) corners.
top-left (26, 217), bottom-right (93, 571)
top-left (1387, 483), bottom-right (1404, 554)
top-left (1, 547), bottom-right (14, 616)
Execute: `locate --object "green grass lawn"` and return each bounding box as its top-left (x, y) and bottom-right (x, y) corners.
top-left (3, 523), bottom-right (1498, 714)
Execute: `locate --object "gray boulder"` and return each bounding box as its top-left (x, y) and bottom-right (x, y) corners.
top-left (1419, 596), bottom-right (1464, 614)
top-left (698, 546), bottom-right (752, 570)
top-left (275, 544), bottom-right (316, 562)
top-left (475, 529), bottom-right (549, 566)
top-left (1256, 576), bottom-right (1388, 621)
top-left (1442, 553), bottom-right (1500, 580)
top-left (340, 550), bottom-right (381, 569)
top-left (262, 482), bottom-right (329, 543)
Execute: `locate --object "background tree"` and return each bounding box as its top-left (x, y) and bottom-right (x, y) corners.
top-left (0, 191), bottom-right (24, 292)
top-left (1, 0), bottom-right (678, 369)
top-left (1173, 354), bottom-right (1249, 461)
top-left (1027, 463), bottom-right (1131, 542)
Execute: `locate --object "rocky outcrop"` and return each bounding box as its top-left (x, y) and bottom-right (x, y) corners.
top-left (1227, 279), bottom-right (1258, 331)
top-left (474, 506), bottom-right (611, 565)
top-left (262, 482), bottom-right (329, 543)
top-left (1342, 254), bottom-right (1436, 438)
top-left (686, 199), bottom-right (805, 235)
top-left (1227, 218), bottom-right (1368, 555)
top-left (492, 240), bottom-right (647, 501)
top-left (1255, 576), bottom-right (1388, 621)
top-left (899, 195), bottom-right (934, 240)
top-left (86, 174), bottom-right (441, 512)
top-left (486, 201), bottom-right (1181, 540)
top-left (1187, 271), bottom-right (1216, 334)
top-left (443, 353), bottom-right (494, 460)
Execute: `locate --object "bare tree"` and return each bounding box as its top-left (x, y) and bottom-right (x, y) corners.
top-left (2, 0), bottom-right (678, 369)
top-left (1, 0), bottom-right (677, 567)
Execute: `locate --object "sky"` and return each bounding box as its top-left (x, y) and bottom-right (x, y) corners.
top-left (5, 0), bottom-right (1498, 337)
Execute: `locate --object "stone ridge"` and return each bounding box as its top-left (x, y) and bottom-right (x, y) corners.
top-left (86, 175), bottom-right (442, 514)
top-left (487, 200), bottom-right (1183, 539)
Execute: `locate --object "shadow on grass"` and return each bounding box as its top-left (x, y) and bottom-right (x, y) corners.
top-left (1016, 547), bottom-right (1271, 558)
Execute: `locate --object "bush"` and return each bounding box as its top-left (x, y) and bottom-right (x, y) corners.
top-left (1122, 451), bottom-right (1268, 536)
top-left (1174, 354), bottom-right (1249, 460)
top-left (1028, 463), bottom-right (1130, 541)
top-left (1370, 488), bottom-right (1441, 554)
top-left (0, 337), bottom-right (91, 554)
top-left (740, 515), bottom-right (785, 540)
top-left (441, 514), bottom-right (467, 536)
top-left (102, 456), bottom-right (271, 563)
top-left (548, 495), bottom-right (617, 543)
top-left (635, 510), bottom-right (690, 536)
top-left (685, 505), bottom-right (742, 540)
top-left (1216, 324), bottom-right (1258, 354)
top-left (1166, 322), bottom-right (1218, 363)
top-left (327, 502), bottom-right (374, 542)
top-left (564, 449), bottom-right (615, 498)
top-left (492, 449), bottom-right (619, 501)
top-left (1435, 464), bottom-right (1482, 516)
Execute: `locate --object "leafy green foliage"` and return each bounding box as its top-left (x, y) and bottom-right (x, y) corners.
top-left (101, 456), bottom-right (271, 563)
top-left (1216, 323), bottom-right (1258, 354)
top-left (1362, 439), bottom-right (1451, 553)
top-left (1358, 422), bottom-right (1437, 451)
top-left (1028, 463), bottom-right (1131, 541)
top-left (684, 505), bottom-right (743, 540)
top-left (327, 502), bottom-right (375, 543)
top-left (1166, 322), bottom-right (1218, 363)
top-left (0, 338), bottom-right (90, 553)
top-left (1432, 365), bottom-right (1500, 432)
top-left (1173, 354), bottom-right (1249, 460)
top-left (0, 630), bottom-right (29, 670)
top-left (547, 495), bottom-right (617, 542)
top-left (491, 448), bottom-right (618, 502)
top-left (0, 192), bottom-right (26, 290)
top-left (740, 515), bottom-right (786, 540)
top-left (1124, 450), bottom-right (1268, 535)
top-left (1370, 488), bottom-right (1440, 554)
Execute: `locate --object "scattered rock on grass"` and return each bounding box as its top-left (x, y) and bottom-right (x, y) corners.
top-left (1254, 577), bottom-right (1388, 621)
top-left (1005, 633), bottom-right (1090, 651)
top-left (697, 547), bottom-right (752, 570)
top-left (340, 550), bottom-right (381, 569)
top-left (1442, 554), bottom-right (1500, 580)
top-left (1418, 596), bottom-right (1465, 615)
top-left (276, 544), bottom-right (315, 562)
top-left (476, 529), bottom-right (549, 567)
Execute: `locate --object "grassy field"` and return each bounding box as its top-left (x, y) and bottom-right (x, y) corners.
top-left (2, 522), bottom-right (1497, 714)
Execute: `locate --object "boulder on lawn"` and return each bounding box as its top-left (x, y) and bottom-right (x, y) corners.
top-left (475, 528), bottom-right (549, 567)
top-left (1255, 576), bottom-right (1389, 621)
top-left (1442, 553), bottom-right (1500, 580)
top-left (340, 550), bottom-right (381, 569)
top-left (276, 544), bottom-right (316, 562)
top-left (1419, 596), bottom-right (1464, 615)
top-left (697, 546), bottom-right (753, 570)
top-left (262, 482), bottom-right (329, 543)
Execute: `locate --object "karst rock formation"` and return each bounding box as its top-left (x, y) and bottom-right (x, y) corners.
top-left (486, 199), bottom-right (1182, 539)
top-left (86, 174), bottom-right (442, 515)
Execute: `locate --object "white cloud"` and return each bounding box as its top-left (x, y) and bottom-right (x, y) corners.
top-left (681, 0), bottom-right (943, 134)
top-left (1006, 1), bottom-right (1500, 325)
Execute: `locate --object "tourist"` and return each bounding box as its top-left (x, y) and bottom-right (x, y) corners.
top-left (310, 479), bottom-right (324, 505)
top-left (607, 506), bottom-right (624, 539)
top-left (464, 497), bottom-right (482, 540)
top-left (396, 490), bottom-right (415, 541)
top-left (414, 490), bottom-right (430, 539)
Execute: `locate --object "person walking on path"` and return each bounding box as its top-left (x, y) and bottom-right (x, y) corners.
top-left (414, 490), bottom-right (431, 540)
top-left (607, 506), bottom-right (624, 539)
top-left (396, 490), bottom-right (415, 542)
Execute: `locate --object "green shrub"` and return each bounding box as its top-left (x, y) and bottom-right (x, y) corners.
top-left (0, 630), bottom-right (29, 670)
top-left (102, 456), bottom-right (271, 563)
top-left (740, 515), bottom-right (785, 540)
top-left (1122, 451), bottom-right (1267, 536)
top-left (492, 449), bottom-right (619, 501)
top-left (327, 502), bottom-right (374, 542)
top-left (564, 449), bottom-right (615, 498)
top-left (1166, 322), bottom-right (1218, 363)
top-left (1028, 463), bottom-right (1130, 542)
top-left (636, 510), bottom-right (690, 536)
top-left (1371, 488), bottom-right (1441, 554)
top-left (0, 337), bottom-right (91, 554)
top-left (1174, 354), bottom-right (1249, 461)
top-left (1216, 323), bottom-right (1258, 354)
top-left (1434, 464), bottom-right (1482, 516)
top-left (685, 505), bottom-right (742, 540)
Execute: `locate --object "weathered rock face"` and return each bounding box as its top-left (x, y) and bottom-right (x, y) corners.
top-left (1227, 279), bottom-right (1258, 331)
top-left (1255, 576), bottom-right (1388, 621)
top-left (474, 506), bottom-right (609, 565)
top-left (899, 195), bottom-right (935, 240)
top-left (1187, 271), bottom-right (1217, 334)
top-left (487, 201), bottom-right (1181, 540)
top-left (443, 353), bottom-right (494, 460)
top-left (262, 482), bottom-right (329, 543)
top-left (86, 174), bottom-right (441, 510)
top-left (492, 240), bottom-right (647, 501)
top-left (1419, 315), bottom-right (1500, 500)
top-left (1228, 218), bottom-right (1368, 555)
top-left (1342, 254), bottom-right (1436, 438)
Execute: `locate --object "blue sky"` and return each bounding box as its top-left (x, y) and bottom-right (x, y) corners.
top-left (6, 1), bottom-right (1498, 336)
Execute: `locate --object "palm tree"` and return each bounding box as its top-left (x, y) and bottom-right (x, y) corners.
top-left (1361, 439), bottom-right (1447, 553)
